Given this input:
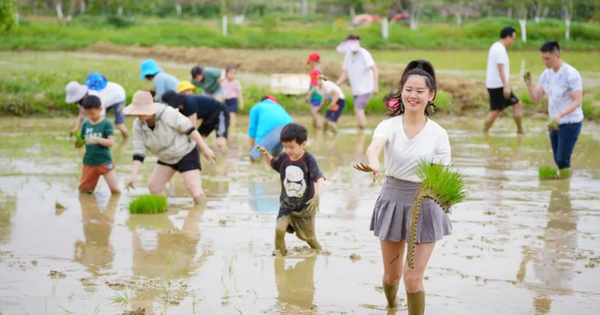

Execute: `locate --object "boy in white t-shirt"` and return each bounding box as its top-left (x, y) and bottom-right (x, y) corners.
top-left (483, 26), bottom-right (524, 134)
top-left (314, 72), bottom-right (345, 133)
top-left (335, 34), bottom-right (379, 129)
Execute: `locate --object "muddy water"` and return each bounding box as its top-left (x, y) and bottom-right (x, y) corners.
top-left (0, 116), bottom-right (599, 315)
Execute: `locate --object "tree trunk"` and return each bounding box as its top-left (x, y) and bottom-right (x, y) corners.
top-left (55, 2), bottom-right (64, 20)
top-left (519, 19), bottom-right (527, 43)
top-left (222, 15), bottom-right (228, 37)
top-left (381, 18), bottom-right (389, 40)
top-left (67, 0), bottom-right (77, 18)
top-left (302, 0), bottom-right (307, 16)
top-left (409, 0), bottom-right (419, 30)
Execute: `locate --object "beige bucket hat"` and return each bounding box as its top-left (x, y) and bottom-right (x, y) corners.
top-left (123, 91), bottom-right (158, 115)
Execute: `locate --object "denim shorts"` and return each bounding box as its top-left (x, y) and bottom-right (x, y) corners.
top-left (106, 101), bottom-right (125, 125)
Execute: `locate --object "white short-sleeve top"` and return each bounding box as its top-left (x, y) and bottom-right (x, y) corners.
top-left (373, 115), bottom-right (451, 183)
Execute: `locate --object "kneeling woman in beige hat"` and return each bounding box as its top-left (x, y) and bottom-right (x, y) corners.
top-left (123, 91), bottom-right (216, 203)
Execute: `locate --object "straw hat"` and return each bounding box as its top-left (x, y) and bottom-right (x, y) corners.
top-left (65, 81), bottom-right (88, 103)
top-left (123, 91), bottom-right (158, 115)
top-left (177, 81), bottom-right (196, 93)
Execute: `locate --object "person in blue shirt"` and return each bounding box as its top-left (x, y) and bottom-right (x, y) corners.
top-left (248, 96), bottom-right (294, 161)
top-left (140, 59), bottom-right (179, 102)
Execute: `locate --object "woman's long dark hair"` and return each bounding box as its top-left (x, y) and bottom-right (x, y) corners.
top-left (386, 59), bottom-right (437, 117)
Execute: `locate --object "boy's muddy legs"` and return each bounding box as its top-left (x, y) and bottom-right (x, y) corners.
top-left (103, 168), bottom-right (121, 194)
top-left (406, 291), bottom-right (425, 315)
top-left (306, 239), bottom-right (322, 251)
top-left (275, 217), bottom-right (290, 256)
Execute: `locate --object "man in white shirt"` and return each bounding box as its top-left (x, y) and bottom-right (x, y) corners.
top-left (484, 26), bottom-right (524, 134)
top-left (336, 35), bottom-right (379, 129)
top-left (524, 41), bottom-right (583, 178)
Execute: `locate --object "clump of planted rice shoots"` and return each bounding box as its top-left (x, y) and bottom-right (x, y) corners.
top-left (74, 132), bottom-right (85, 148)
top-left (538, 166), bottom-right (559, 180)
top-left (407, 162), bottom-right (466, 269)
top-left (129, 195), bottom-right (168, 214)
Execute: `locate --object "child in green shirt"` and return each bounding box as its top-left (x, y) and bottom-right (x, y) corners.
top-left (78, 95), bottom-right (121, 194)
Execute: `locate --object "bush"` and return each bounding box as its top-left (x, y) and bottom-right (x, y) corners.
top-left (105, 15), bottom-right (135, 28)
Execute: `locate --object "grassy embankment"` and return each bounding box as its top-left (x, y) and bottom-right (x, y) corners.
top-left (1, 16), bottom-right (600, 117)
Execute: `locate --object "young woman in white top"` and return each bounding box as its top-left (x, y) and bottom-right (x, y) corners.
top-left (354, 60), bottom-right (452, 314)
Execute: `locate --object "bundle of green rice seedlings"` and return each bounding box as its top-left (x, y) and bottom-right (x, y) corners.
top-left (538, 166), bottom-right (558, 180)
top-left (74, 132), bottom-right (85, 148)
top-left (129, 195), bottom-right (168, 214)
top-left (547, 118), bottom-right (559, 132)
top-left (407, 162), bottom-right (467, 269)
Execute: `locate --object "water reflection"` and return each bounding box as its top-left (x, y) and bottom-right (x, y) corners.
top-left (128, 204), bottom-right (208, 312)
top-left (248, 180), bottom-right (279, 214)
top-left (517, 180), bottom-right (576, 314)
top-left (74, 193), bottom-right (118, 277)
top-left (274, 256), bottom-right (317, 312)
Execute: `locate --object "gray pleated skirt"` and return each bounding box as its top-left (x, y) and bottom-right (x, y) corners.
top-left (370, 177), bottom-right (452, 243)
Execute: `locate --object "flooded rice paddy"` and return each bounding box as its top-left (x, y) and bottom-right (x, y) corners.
top-left (0, 115), bottom-right (599, 315)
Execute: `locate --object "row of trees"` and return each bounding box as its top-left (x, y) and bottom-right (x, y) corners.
top-left (11, 0), bottom-right (600, 22)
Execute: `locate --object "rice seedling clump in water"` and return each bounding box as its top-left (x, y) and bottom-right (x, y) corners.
top-left (538, 166), bottom-right (558, 180)
top-left (407, 161), bottom-right (466, 269)
top-left (129, 195), bottom-right (168, 214)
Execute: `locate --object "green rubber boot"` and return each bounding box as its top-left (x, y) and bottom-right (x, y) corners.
top-left (383, 282), bottom-right (399, 310)
top-left (407, 291), bottom-right (425, 315)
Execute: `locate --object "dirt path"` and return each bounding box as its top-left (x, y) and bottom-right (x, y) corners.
top-left (90, 43), bottom-right (487, 112)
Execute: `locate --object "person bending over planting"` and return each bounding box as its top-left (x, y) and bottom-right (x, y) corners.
top-left (314, 71), bottom-right (346, 133)
top-left (162, 91), bottom-right (230, 153)
top-left (140, 59), bottom-right (179, 102)
top-left (257, 123), bottom-right (324, 256)
top-left (123, 91), bottom-right (216, 204)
